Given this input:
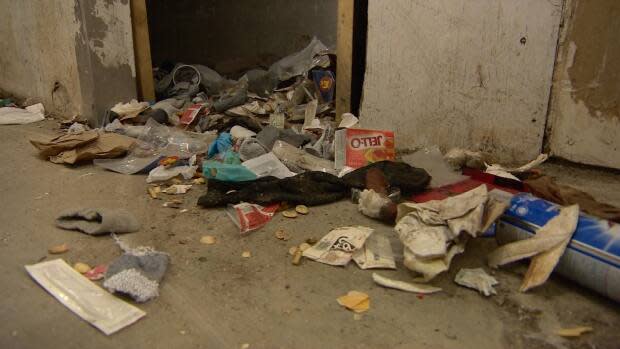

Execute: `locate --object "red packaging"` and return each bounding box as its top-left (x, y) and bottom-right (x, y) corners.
top-left (226, 202), bottom-right (280, 234)
top-left (335, 128), bottom-right (395, 169)
top-left (180, 103), bottom-right (207, 125)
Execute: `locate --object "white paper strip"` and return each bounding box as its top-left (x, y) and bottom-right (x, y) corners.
top-left (25, 259), bottom-right (146, 335)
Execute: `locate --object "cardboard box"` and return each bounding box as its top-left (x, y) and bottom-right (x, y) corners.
top-left (335, 128), bottom-right (395, 169)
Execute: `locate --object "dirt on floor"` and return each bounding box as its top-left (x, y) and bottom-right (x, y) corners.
top-left (0, 120), bottom-right (618, 349)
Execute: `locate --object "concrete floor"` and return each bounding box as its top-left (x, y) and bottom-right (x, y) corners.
top-left (1, 120), bottom-right (619, 349)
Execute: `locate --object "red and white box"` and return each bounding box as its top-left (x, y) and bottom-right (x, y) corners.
top-left (335, 128), bottom-right (395, 169)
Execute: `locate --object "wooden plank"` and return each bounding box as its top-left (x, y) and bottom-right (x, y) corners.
top-left (336, 0), bottom-right (354, 123)
top-left (130, 0), bottom-right (155, 101)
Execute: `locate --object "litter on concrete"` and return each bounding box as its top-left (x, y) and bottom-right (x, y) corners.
top-left (25, 259), bottom-right (145, 335)
top-left (103, 237), bottom-right (170, 303)
top-left (56, 208), bottom-right (141, 236)
top-left (303, 226), bottom-right (374, 266)
top-left (489, 205), bottom-right (579, 292)
top-left (337, 291), bottom-right (370, 313)
top-left (454, 268), bottom-right (499, 296)
top-left (0, 103), bottom-right (45, 125)
top-left (372, 273), bottom-right (442, 294)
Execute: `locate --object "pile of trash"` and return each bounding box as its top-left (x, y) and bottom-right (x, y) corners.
top-left (14, 37), bottom-right (620, 336)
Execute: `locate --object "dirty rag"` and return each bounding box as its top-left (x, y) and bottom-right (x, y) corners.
top-left (104, 238), bottom-right (169, 303)
top-left (56, 208), bottom-right (141, 235)
top-left (197, 161), bottom-right (431, 208)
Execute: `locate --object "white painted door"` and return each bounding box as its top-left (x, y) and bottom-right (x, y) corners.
top-left (360, 0), bottom-right (563, 164)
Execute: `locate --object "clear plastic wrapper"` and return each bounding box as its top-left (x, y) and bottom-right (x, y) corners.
top-left (241, 152), bottom-right (296, 179)
top-left (271, 140), bottom-right (336, 174)
top-left (25, 259), bottom-right (145, 335)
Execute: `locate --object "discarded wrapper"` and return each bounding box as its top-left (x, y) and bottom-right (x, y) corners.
top-left (303, 226), bottom-right (374, 266)
top-left (25, 259), bottom-right (145, 335)
top-left (179, 103), bottom-right (207, 125)
top-left (352, 233), bottom-right (396, 270)
top-left (226, 202), bottom-right (280, 235)
top-left (454, 268), bottom-right (498, 296)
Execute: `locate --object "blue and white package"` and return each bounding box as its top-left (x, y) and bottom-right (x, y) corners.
top-left (496, 193), bottom-right (620, 302)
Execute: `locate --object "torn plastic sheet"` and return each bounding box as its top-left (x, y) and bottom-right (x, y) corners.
top-left (25, 259), bottom-right (145, 335)
top-left (140, 118), bottom-right (210, 158)
top-left (268, 37), bottom-right (329, 82)
top-left (271, 140), bottom-right (336, 175)
top-left (94, 153), bottom-right (161, 175)
top-left (303, 226), bottom-right (374, 266)
top-left (401, 146), bottom-right (468, 188)
top-left (0, 104), bottom-right (45, 125)
top-left (241, 152), bottom-right (296, 179)
top-left (226, 202), bottom-right (280, 235)
top-left (352, 232), bottom-right (396, 270)
top-left (147, 164), bottom-right (197, 183)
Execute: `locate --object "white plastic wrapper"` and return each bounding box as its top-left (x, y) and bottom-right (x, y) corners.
top-left (271, 140), bottom-right (336, 175)
top-left (25, 259), bottom-right (145, 335)
top-left (242, 152), bottom-right (296, 179)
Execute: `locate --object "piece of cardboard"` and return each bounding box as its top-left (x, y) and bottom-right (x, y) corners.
top-left (50, 132), bottom-right (135, 164)
top-left (30, 130), bottom-right (100, 157)
top-left (335, 128), bottom-right (395, 169)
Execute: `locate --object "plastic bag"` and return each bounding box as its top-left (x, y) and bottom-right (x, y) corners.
top-left (242, 152), bottom-right (296, 179)
top-left (271, 140), bottom-right (336, 174)
top-left (147, 164), bottom-right (197, 183)
top-left (268, 37), bottom-right (328, 82)
top-left (0, 105), bottom-right (45, 125)
top-left (139, 118), bottom-right (210, 158)
top-left (202, 161), bottom-right (257, 182)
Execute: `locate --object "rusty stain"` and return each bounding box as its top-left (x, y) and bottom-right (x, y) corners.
top-left (565, 0), bottom-right (620, 119)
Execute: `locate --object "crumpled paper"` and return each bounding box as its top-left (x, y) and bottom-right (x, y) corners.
top-left (395, 185), bottom-right (504, 281)
top-left (454, 268), bottom-right (499, 296)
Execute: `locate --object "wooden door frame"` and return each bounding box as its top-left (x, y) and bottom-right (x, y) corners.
top-left (130, 0), bottom-right (155, 101)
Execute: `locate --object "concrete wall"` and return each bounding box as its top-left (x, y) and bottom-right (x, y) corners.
top-left (0, 1), bottom-right (82, 117)
top-left (147, 0), bottom-right (337, 75)
top-left (360, 0), bottom-right (563, 164)
top-left (75, 0), bottom-right (137, 126)
top-left (0, 0), bottom-right (137, 126)
top-left (547, 0), bottom-right (620, 169)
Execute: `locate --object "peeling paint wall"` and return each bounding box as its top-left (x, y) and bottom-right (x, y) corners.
top-left (547, 0), bottom-right (620, 169)
top-left (147, 0), bottom-right (337, 75)
top-left (75, 0), bottom-right (137, 126)
top-left (0, 0), bottom-right (136, 125)
top-left (360, 0), bottom-right (562, 164)
top-left (0, 1), bottom-right (82, 117)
